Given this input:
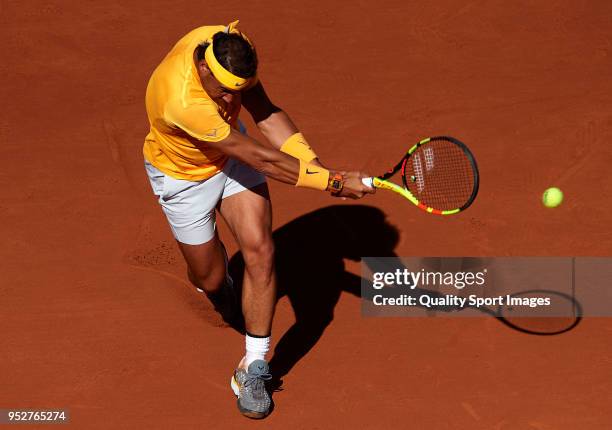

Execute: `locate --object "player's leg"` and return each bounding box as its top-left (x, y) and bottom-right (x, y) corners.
top-left (219, 183), bottom-right (276, 339)
top-left (144, 160), bottom-right (236, 320)
top-left (177, 234), bottom-right (237, 319)
top-left (217, 160), bottom-right (274, 419)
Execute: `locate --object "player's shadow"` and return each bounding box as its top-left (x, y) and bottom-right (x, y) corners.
top-left (228, 204), bottom-right (399, 389)
top-left (227, 205), bottom-right (583, 392)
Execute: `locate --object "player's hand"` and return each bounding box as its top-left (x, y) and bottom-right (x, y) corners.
top-left (336, 171), bottom-right (375, 199)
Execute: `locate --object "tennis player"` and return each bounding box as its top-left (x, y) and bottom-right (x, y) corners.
top-left (143, 21), bottom-right (373, 418)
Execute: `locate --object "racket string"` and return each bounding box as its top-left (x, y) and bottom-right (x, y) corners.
top-left (403, 140), bottom-right (476, 210)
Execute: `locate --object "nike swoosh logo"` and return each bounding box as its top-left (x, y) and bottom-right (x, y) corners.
top-left (306, 169), bottom-right (318, 175)
top-left (235, 81), bottom-right (247, 87)
top-left (205, 129), bottom-right (217, 137)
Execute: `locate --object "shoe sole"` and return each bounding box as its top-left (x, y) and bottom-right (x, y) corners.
top-left (230, 375), bottom-right (269, 419)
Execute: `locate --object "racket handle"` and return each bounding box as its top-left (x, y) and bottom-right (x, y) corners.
top-left (362, 177), bottom-right (374, 188)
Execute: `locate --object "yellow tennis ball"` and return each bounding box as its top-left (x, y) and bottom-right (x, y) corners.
top-left (542, 187), bottom-right (563, 208)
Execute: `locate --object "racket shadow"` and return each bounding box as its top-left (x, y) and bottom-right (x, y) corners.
top-left (409, 258), bottom-right (584, 335)
top-left (362, 258), bottom-right (583, 336)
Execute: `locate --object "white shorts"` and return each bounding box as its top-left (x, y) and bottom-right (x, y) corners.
top-left (144, 158), bottom-right (266, 245)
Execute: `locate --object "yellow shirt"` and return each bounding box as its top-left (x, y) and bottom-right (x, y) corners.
top-left (143, 26), bottom-right (241, 180)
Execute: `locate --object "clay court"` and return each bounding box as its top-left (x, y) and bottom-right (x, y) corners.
top-left (2, 0), bottom-right (612, 428)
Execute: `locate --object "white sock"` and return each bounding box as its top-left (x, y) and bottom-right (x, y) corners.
top-left (245, 333), bottom-right (270, 367)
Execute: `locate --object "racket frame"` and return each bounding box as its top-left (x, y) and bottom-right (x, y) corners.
top-left (371, 136), bottom-right (479, 215)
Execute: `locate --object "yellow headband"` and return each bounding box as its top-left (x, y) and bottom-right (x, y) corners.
top-left (205, 20), bottom-right (257, 91)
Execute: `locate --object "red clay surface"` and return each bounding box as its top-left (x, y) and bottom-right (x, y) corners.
top-left (2, 1), bottom-right (612, 428)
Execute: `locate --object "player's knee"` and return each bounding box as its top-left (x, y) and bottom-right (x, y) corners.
top-left (188, 266), bottom-right (225, 292)
top-left (242, 235), bottom-right (275, 275)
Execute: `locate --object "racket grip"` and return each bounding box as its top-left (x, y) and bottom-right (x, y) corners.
top-left (361, 177), bottom-right (374, 188)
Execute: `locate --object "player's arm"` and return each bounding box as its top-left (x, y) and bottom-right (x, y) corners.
top-left (242, 82), bottom-right (324, 167)
top-left (207, 130), bottom-right (371, 198)
top-left (165, 98), bottom-right (371, 198)
top-left (208, 129), bottom-right (303, 185)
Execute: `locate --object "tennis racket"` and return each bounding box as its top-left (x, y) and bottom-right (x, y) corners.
top-left (362, 136), bottom-right (479, 215)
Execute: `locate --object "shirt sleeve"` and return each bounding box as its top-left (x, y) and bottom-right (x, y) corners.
top-left (164, 98), bottom-right (231, 142)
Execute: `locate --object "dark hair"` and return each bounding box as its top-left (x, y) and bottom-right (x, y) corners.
top-left (195, 31), bottom-right (257, 79)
